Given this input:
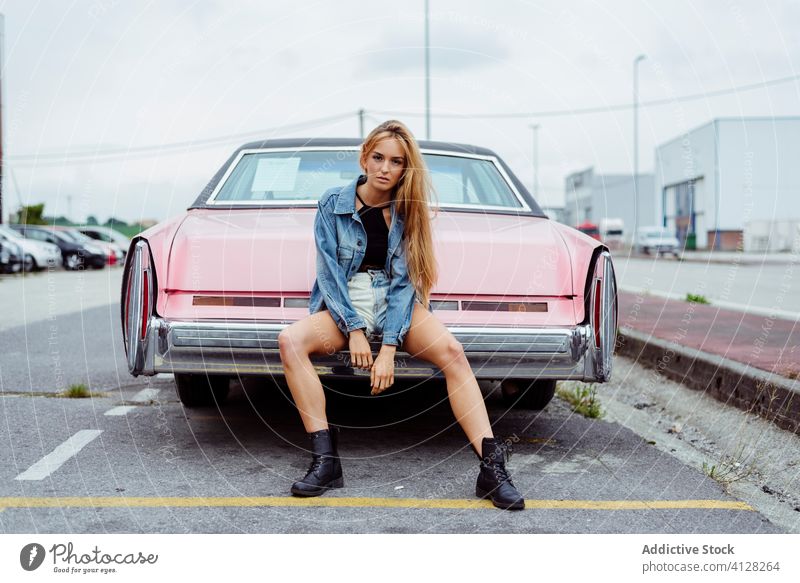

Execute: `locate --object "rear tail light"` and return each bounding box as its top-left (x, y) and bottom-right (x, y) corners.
top-left (124, 240), bottom-right (154, 374)
top-left (141, 274), bottom-right (149, 340)
top-left (124, 272), bottom-right (132, 342)
top-left (588, 251), bottom-right (617, 382)
top-left (593, 279), bottom-right (602, 348)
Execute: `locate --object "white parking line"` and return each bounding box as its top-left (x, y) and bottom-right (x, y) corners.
top-left (104, 406), bottom-right (137, 416)
top-left (14, 430), bottom-right (103, 481)
top-left (131, 388), bottom-right (160, 402)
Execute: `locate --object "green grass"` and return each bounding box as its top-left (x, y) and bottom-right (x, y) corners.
top-left (57, 383), bottom-right (106, 399)
top-left (686, 293), bottom-right (710, 304)
top-left (702, 458), bottom-right (753, 486)
top-left (701, 443), bottom-right (756, 486)
top-left (556, 382), bottom-right (604, 419)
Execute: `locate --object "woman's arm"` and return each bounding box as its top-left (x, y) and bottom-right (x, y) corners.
top-left (314, 199), bottom-right (367, 338)
top-left (381, 238), bottom-right (417, 347)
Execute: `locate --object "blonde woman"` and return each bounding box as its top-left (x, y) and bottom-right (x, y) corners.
top-left (277, 120), bottom-right (524, 510)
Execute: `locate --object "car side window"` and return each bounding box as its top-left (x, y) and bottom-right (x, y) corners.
top-left (463, 175), bottom-right (480, 205)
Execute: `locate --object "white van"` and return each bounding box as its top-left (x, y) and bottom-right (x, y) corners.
top-left (634, 226), bottom-right (681, 257)
top-left (599, 218), bottom-right (625, 250)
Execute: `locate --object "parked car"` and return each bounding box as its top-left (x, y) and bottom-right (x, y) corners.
top-left (122, 138), bottom-right (618, 409)
top-left (1, 239), bottom-right (19, 274)
top-left (78, 226), bottom-right (131, 261)
top-left (50, 226), bottom-right (123, 266)
top-left (0, 234), bottom-right (24, 274)
top-left (10, 225), bottom-right (107, 270)
top-left (599, 218), bottom-right (625, 251)
top-left (634, 226), bottom-right (681, 257)
top-left (0, 225), bottom-right (61, 271)
top-left (576, 221), bottom-right (601, 241)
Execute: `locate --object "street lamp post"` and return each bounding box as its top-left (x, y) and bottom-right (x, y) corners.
top-left (424, 0), bottom-right (431, 140)
top-left (0, 14), bottom-right (5, 225)
top-left (529, 123), bottom-right (540, 200)
top-left (633, 54), bottom-right (646, 242)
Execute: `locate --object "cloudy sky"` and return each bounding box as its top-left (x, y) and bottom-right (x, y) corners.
top-left (2, 0), bottom-right (798, 224)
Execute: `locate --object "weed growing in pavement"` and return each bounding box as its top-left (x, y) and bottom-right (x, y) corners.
top-left (702, 448), bottom-right (755, 487)
top-left (784, 367), bottom-right (800, 381)
top-left (557, 382), bottom-right (604, 419)
top-left (57, 383), bottom-right (106, 398)
top-left (701, 441), bottom-right (758, 488)
top-left (685, 293), bottom-right (709, 304)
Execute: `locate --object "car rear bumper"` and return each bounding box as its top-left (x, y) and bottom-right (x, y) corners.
top-left (133, 318), bottom-right (606, 381)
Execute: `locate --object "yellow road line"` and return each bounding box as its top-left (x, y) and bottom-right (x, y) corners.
top-left (0, 497), bottom-right (753, 511)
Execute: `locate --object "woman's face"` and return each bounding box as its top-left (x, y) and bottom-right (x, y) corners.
top-left (362, 137), bottom-right (406, 193)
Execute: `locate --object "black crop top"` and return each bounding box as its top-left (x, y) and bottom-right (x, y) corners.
top-left (355, 187), bottom-right (390, 272)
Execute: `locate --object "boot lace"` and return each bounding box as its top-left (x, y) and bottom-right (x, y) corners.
top-left (484, 442), bottom-right (514, 484)
top-left (305, 453), bottom-right (326, 476)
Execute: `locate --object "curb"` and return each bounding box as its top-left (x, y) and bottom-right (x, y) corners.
top-left (615, 327), bottom-right (800, 435)
top-left (619, 252), bottom-right (798, 266)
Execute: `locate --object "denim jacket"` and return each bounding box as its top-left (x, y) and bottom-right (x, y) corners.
top-left (308, 176), bottom-right (430, 347)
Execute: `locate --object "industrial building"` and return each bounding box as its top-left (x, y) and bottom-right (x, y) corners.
top-left (563, 168), bottom-right (655, 245)
top-left (654, 117), bottom-right (800, 251)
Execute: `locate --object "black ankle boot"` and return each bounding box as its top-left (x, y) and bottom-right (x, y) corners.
top-left (290, 427), bottom-right (344, 497)
top-left (475, 436), bottom-right (525, 510)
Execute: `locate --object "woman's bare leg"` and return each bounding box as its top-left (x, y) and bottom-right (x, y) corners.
top-left (278, 310), bottom-right (348, 432)
top-left (401, 303), bottom-right (493, 454)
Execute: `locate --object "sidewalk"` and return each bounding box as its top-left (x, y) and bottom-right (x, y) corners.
top-left (616, 290), bottom-right (800, 434)
top-left (620, 248), bottom-right (799, 265)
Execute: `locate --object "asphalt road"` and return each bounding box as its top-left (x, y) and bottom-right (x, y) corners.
top-left (614, 255), bottom-right (800, 315)
top-left (0, 370), bottom-right (780, 533)
top-left (0, 269), bottom-right (783, 533)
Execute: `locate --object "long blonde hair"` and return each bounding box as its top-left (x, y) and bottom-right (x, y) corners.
top-left (360, 120), bottom-right (438, 308)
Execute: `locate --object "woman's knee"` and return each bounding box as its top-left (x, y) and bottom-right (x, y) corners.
top-left (442, 337), bottom-right (469, 369)
top-left (278, 325), bottom-right (307, 362)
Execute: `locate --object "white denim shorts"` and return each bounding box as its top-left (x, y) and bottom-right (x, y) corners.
top-left (346, 268), bottom-right (390, 339)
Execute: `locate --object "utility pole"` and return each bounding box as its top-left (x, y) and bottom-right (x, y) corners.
top-left (0, 14), bottom-right (5, 224)
top-left (529, 123), bottom-right (540, 200)
top-left (358, 108), bottom-right (365, 139)
top-left (424, 0), bottom-right (430, 140)
top-left (633, 54), bottom-right (646, 242)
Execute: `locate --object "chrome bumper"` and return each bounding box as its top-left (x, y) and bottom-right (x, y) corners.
top-left (135, 318), bottom-right (605, 381)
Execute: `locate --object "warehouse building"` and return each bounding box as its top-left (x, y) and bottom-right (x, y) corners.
top-left (563, 168), bottom-right (655, 245)
top-left (654, 117), bottom-right (800, 251)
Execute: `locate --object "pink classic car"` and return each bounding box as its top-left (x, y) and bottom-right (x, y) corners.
top-left (121, 138), bottom-right (617, 409)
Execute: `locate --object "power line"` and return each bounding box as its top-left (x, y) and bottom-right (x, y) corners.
top-left (7, 111), bottom-right (356, 166)
top-left (370, 72), bottom-right (800, 119)
top-left (6, 72), bottom-right (800, 167)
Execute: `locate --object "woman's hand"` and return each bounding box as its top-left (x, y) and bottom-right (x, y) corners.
top-left (348, 329), bottom-right (373, 370)
top-left (371, 346), bottom-right (396, 395)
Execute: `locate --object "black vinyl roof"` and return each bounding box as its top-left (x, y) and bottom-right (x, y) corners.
top-left (189, 138), bottom-right (545, 216)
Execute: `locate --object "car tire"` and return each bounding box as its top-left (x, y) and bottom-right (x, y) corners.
top-left (64, 252), bottom-right (83, 270)
top-left (24, 254), bottom-right (37, 272)
top-left (500, 378), bottom-right (556, 410)
top-left (175, 373), bottom-right (230, 408)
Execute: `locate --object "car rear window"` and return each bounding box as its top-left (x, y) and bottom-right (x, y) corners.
top-left (211, 150), bottom-right (525, 210)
